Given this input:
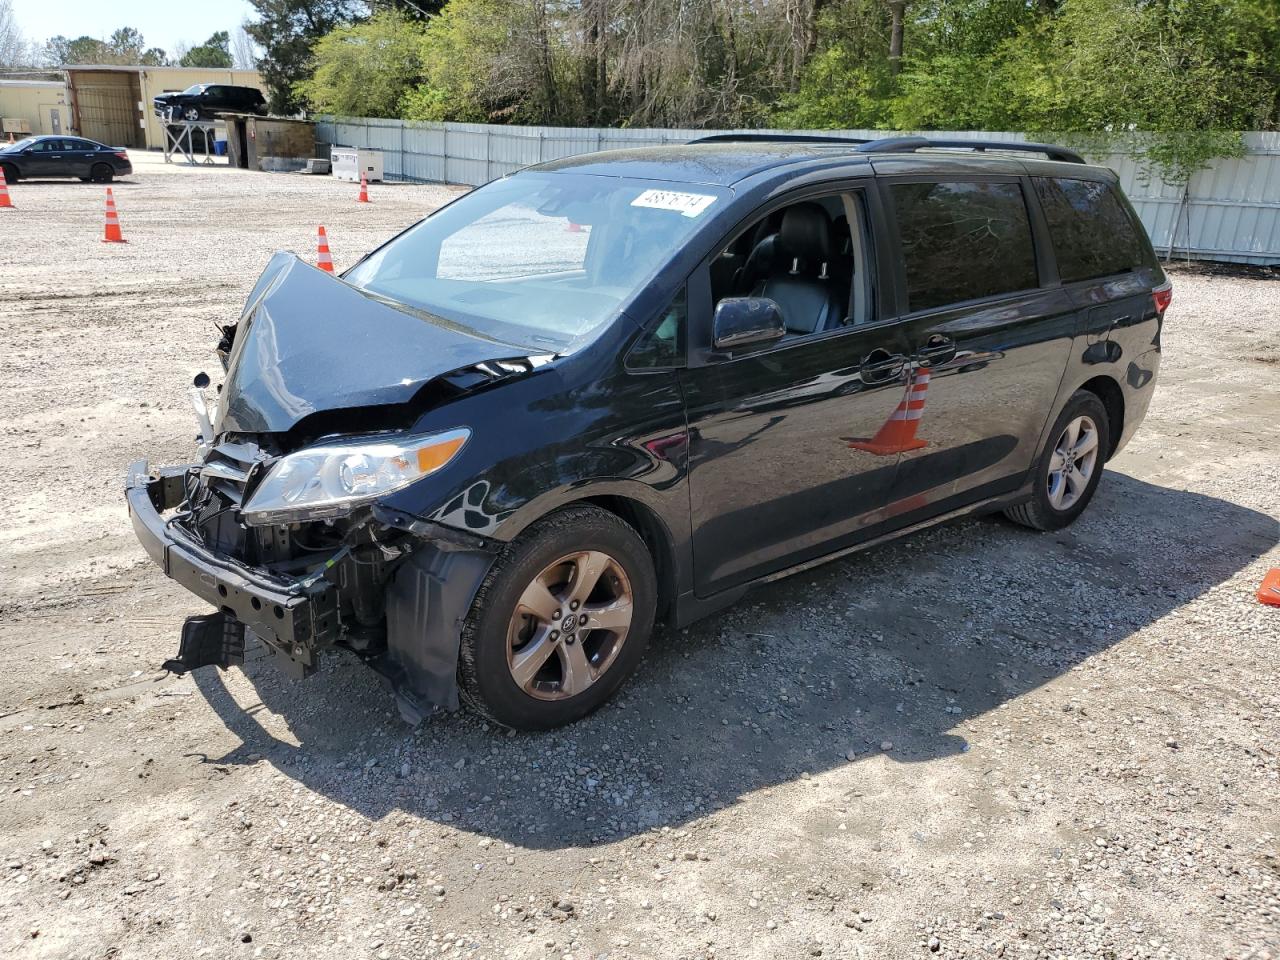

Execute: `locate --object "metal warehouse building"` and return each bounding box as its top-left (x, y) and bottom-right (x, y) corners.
top-left (0, 79), bottom-right (70, 138)
top-left (62, 65), bottom-right (265, 150)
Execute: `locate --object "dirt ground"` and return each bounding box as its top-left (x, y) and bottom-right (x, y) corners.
top-left (1, 151), bottom-right (1278, 960)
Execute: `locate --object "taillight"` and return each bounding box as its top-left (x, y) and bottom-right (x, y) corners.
top-left (1152, 282), bottom-right (1172, 315)
top-left (114, 151), bottom-right (128, 160)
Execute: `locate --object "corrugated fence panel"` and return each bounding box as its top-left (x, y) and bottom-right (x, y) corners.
top-left (315, 118), bottom-right (1280, 265)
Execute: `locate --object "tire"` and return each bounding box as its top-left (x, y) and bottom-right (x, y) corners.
top-left (182, 107), bottom-right (202, 122)
top-left (1, 162), bottom-right (16, 184)
top-left (1005, 390), bottom-right (1110, 531)
top-left (458, 505), bottom-right (657, 730)
top-left (90, 163), bottom-right (113, 184)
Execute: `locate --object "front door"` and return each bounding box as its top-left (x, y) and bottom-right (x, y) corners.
top-left (24, 138), bottom-right (64, 177)
top-left (679, 186), bottom-right (912, 595)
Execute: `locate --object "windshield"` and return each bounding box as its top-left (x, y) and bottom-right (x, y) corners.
top-left (345, 172), bottom-right (727, 351)
top-left (7, 138), bottom-right (34, 151)
top-left (181, 84), bottom-right (207, 95)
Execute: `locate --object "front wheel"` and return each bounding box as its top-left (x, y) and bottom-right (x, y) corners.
top-left (0, 162), bottom-right (16, 184)
top-left (1005, 390), bottom-right (1110, 531)
top-left (458, 505), bottom-right (657, 730)
top-left (182, 106), bottom-right (202, 122)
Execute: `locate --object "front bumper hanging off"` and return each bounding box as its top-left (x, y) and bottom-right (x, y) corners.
top-left (124, 459), bottom-right (499, 722)
top-left (124, 459), bottom-right (338, 675)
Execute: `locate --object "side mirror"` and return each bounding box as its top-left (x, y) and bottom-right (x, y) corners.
top-left (713, 297), bottom-right (786, 352)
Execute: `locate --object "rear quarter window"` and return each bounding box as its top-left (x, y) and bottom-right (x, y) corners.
top-left (1034, 177), bottom-right (1150, 283)
top-left (890, 180), bottom-right (1039, 312)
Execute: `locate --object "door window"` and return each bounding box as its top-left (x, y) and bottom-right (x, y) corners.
top-left (710, 192), bottom-right (872, 335)
top-left (1033, 177), bottom-right (1150, 282)
top-left (890, 180), bottom-right (1038, 311)
top-left (31, 139), bottom-right (63, 151)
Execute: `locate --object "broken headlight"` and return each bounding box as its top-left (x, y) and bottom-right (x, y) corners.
top-left (241, 429), bottom-right (470, 525)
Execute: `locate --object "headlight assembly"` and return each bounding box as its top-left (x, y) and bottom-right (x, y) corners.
top-left (240, 428), bottom-right (469, 525)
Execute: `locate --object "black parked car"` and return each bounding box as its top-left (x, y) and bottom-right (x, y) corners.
top-left (153, 83), bottom-right (267, 122)
top-left (0, 136), bottom-right (131, 183)
top-left (126, 135), bottom-right (1171, 730)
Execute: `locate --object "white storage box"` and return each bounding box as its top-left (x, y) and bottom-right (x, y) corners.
top-left (330, 147), bottom-right (384, 183)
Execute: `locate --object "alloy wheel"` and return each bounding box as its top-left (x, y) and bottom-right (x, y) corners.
top-left (1046, 414), bottom-right (1100, 511)
top-left (506, 550), bottom-right (633, 701)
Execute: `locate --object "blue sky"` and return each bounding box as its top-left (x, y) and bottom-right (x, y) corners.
top-left (12, 0), bottom-right (258, 58)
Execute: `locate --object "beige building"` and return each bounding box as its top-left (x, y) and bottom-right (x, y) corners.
top-left (63, 65), bottom-right (266, 149)
top-left (0, 79), bottom-right (71, 139)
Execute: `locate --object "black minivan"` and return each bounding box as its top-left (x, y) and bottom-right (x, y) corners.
top-left (126, 135), bottom-right (1171, 730)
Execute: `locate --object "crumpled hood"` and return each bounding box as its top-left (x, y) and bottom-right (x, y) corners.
top-left (215, 253), bottom-right (534, 435)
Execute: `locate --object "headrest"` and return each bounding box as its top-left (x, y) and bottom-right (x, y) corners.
top-left (742, 233), bottom-right (780, 280)
top-left (779, 204), bottom-right (832, 267)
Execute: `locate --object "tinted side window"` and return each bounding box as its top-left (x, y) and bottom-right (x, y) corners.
top-left (891, 181), bottom-right (1038, 312)
top-left (628, 285), bottom-right (686, 369)
top-left (1034, 177), bottom-right (1148, 282)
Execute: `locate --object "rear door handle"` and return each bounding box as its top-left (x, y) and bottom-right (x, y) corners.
top-left (860, 349), bottom-right (907, 385)
top-left (915, 335), bottom-right (956, 366)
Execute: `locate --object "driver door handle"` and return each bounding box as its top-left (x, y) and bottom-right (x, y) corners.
top-left (915, 335), bottom-right (957, 366)
top-left (860, 349), bottom-right (907, 385)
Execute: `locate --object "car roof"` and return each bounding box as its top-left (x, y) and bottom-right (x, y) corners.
top-left (534, 142), bottom-right (1116, 187)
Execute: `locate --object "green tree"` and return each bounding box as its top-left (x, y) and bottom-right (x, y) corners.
top-left (296, 12), bottom-right (425, 116)
top-left (246, 0), bottom-right (364, 112)
top-left (401, 0), bottom-right (544, 123)
top-left (180, 31), bottom-right (233, 68)
top-left (44, 27), bottom-right (168, 65)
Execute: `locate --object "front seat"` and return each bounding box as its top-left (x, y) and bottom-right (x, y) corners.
top-left (753, 204), bottom-right (841, 334)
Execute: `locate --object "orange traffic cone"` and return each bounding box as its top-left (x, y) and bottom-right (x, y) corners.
top-left (0, 167), bottom-right (13, 209)
top-left (357, 172), bottom-right (370, 203)
top-left (1258, 568), bottom-right (1280, 607)
top-left (846, 367), bottom-right (931, 456)
top-left (102, 187), bottom-right (126, 243)
top-left (316, 225), bottom-right (334, 273)
top-left (566, 221), bottom-right (582, 233)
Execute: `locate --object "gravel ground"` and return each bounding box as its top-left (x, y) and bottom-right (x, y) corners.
top-left (1, 152), bottom-right (1278, 960)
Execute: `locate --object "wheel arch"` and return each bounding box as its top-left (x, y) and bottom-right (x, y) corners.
top-left (574, 494), bottom-right (679, 625)
top-left (1077, 375), bottom-right (1125, 459)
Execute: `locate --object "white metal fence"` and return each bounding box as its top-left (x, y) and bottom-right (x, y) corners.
top-left (314, 118), bottom-right (1280, 266)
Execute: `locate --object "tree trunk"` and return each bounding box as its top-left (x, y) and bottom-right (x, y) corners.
top-left (888, 1), bottom-right (907, 76)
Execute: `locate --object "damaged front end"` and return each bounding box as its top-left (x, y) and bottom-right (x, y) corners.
top-left (123, 253), bottom-right (549, 722)
top-left (125, 446), bottom-right (495, 722)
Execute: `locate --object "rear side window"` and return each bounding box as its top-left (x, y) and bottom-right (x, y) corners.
top-left (891, 181), bottom-right (1038, 312)
top-left (1034, 178), bottom-right (1149, 282)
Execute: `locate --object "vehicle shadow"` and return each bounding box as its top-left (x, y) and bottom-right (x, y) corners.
top-left (191, 471), bottom-right (1278, 849)
top-left (6, 178), bottom-right (139, 187)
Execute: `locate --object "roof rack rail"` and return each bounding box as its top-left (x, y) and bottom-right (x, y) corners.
top-left (685, 131), bottom-right (1086, 163)
top-left (856, 136), bottom-right (1085, 164)
top-left (688, 133), bottom-right (869, 146)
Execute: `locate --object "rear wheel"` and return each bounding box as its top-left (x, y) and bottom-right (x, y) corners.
top-left (0, 162), bottom-right (16, 184)
top-left (90, 163), bottom-right (113, 184)
top-left (458, 505), bottom-right (657, 730)
top-left (1005, 390), bottom-right (1110, 531)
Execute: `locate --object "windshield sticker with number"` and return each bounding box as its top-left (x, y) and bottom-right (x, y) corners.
top-left (630, 189), bottom-right (718, 218)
